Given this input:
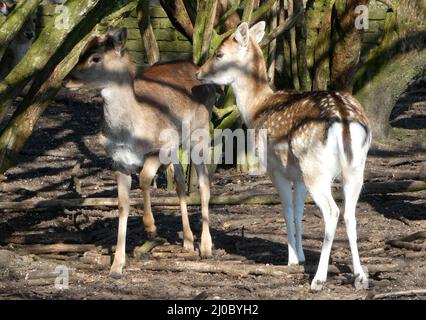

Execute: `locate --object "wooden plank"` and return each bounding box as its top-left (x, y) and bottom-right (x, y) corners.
top-left (120, 17), bottom-right (173, 29)
top-left (120, 17), bottom-right (140, 29)
top-left (150, 5), bottom-right (168, 18)
top-left (128, 50), bottom-right (145, 64)
top-left (151, 17), bottom-right (174, 29)
top-left (362, 32), bottom-right (380, 44)
top-left (154, 29), bottom-right (178, 41)
top-left (157, 41), bottom-right (192, 52)
top-left (126, 28), bottom-right (142, 40)
top-left (365, 20), bottom-right (384, 33)
top-left (160, 52), bottom-right (192, 61)
top-left (368, 9), bottom-right (387, 20)
top-left (127, 39), bottom-right (192, 53)
top-left (126, 28), bottom-right (178, 41)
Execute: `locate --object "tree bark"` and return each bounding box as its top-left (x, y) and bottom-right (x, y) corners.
top-left (330, 0), bottom-right (367, 92)
top-left (287, 0), bottom-right (300, 90)
top-left (0, 0), bottom-right (102, 123)
top-left (193, 0), bottom-right (218, 64)
top-left (307, 0), bottom-right (334, 90)
top-left (159, 0), bottom-right (194, 42)
top-left (0, 0), bottom-right (42, 62)
top-left (354, 0), bottom-right (426, 138)
top-left (294, 0), bottom-right (312, 91)
top-left (137, 0), bottom-right (160, 65)
top-left (268, 0), bottom-right (279, 87)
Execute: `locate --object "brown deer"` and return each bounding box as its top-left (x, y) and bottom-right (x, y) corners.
top-left (65, 28), bottom-right (215, 278)
top-left (0, 0), bottom-right (36, 80)
top-left (196, 21), bottom-right (372, 291)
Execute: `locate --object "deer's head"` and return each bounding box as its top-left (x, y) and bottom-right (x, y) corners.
top-left (0, 1), bottom-right (36, 43)
top-left (196, 21), bottom-right (266, 86)
top-left (65, 28), bottom-right (132, 90)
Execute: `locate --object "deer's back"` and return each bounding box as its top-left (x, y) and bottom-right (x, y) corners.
top-left (253, 90), bottom-right (369, 145)
top-left (134, 61), bottom-right (215, 130)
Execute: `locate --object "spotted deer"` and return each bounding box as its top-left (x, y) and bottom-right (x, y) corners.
top-left (65, 28), bottom-right (215, 278)
top-left (0, 0), bottom-right (36, 80)
top-left (196, 22), bottom-right (372, 291)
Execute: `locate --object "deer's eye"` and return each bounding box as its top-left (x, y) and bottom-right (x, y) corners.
top-left (90, 54), bottom-right (102, 64)
top-left (216, 52), bottom-right (224, 59)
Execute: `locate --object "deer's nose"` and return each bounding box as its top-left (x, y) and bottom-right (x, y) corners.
top-left (25, 31), bottom-right (34, 40)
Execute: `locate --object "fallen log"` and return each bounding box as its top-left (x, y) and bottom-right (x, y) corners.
top-left (132, 259), bottom-right (399, 277)
top-left (388, 157), bottom-right (426, 167)
top-left (365, 168), bottom-right (426, 181)
top-left (386, 231), bottom-right (426, 251)
top-left (0, 180), bottom-right (425, 210)
top-left (371, 289), bottom-right (426, 300)
top-left (19, 244), bottom-right (97, 255)
top-left (133, 238), bottom-right (167, 259)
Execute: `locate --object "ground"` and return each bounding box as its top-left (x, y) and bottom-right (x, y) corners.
top-left (0, 83), bottom-right (425, 300)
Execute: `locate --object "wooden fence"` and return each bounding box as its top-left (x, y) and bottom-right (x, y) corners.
top-left (35, 1), bottom-right (388, 71)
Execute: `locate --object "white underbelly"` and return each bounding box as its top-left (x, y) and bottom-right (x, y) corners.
top-left (101, 134), bottom-right (144, 171)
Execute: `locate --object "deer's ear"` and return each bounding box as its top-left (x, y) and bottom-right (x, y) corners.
top-left (111, 27), bottom-right (127, 55)
top-left (249, 21), bottom-right (266, 44)
top-left (0, 1), bottom-right (9, 15)
top-left (234, 22), bottom-right (249, 48)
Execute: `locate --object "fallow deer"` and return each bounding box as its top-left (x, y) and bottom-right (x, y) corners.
top-left (196, 22), bottom-right (372, 291)
top-left (65, 28), bottom-right (215, 278)
top-left (0, 0), bottom-right (36, 80)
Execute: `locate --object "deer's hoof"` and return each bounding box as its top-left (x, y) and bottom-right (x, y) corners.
top-left (110, 261), bottom-right (124, 279)
top-left (354, 273), bottom-right (369, 290)
top-left (183, 239), bottom-right (195, 252)
top-left (200, 233), bottom-right (212, 258)
top-left (145, 227), bottom-right (157, 240)
top-left (109, 271), bottom-right (122, 279)
top-left (310, 278), bottom-right (325, 291)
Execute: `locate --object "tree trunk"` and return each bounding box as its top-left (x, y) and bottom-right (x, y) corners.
top-left (354, 0), bottom-right (426, 138)
top-left (0, 0), bottom-right (137, 174)
top-left (0, 0), bottom-right (105, 123)
top-left (267, 0), bottom-right (279, 87)
top-left (193, 0), bottom-right (218, 65)
top-left (330, 0), bottom-right (367, 92)
top-left (287, 0), bottom-right (300, 90)
top-left (307, 0), bottom-right (334, 90)
top-left (137, 0), bottom-right (160, 65)
top-left (0, 0), bottom-right (41, 62)
top-left (294, 0), bottom-right (312, 91)
top-left (242, 0), bottom-right (255, 23)
top-left (159, 0), bottom-right (194, 42)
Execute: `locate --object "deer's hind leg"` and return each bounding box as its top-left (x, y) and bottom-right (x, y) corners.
top-left (302, 167), bottom-right (340, 291)
top-left (139, 155), bottom-right (162, 239)
top-left (343, 167), bottom-right (368, 290)
top-left (293, 180), bottom-right (307, 263)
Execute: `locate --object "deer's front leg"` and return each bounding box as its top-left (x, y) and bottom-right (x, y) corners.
top-left (139, 156), bottom-right (162, 239)
top-left (195, 163), bottom-right (212, 257)
top-left (110, 170), bottom-right (132, 278)
top-left (271, 173), bottom-right (299, 265)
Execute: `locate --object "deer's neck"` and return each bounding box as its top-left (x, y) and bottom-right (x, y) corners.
top-left (101, 75), bottom-right (139, 129)
top-left (231, 48), bottom-right (273, 127)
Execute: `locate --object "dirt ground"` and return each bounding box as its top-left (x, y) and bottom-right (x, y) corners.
top-left (0, 82), bottom-right (425, 300)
